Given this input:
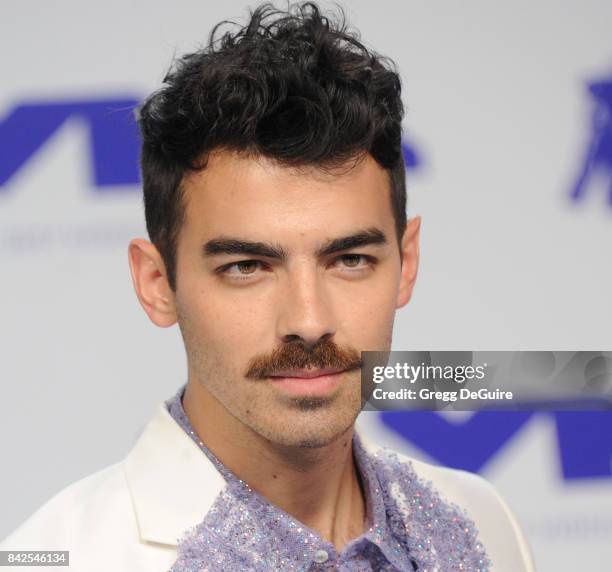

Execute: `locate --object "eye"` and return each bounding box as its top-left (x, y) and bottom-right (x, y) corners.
top-left (334, 254), bottom-right (376, 270)
top-left (218, 260), bottom-right (267, 278)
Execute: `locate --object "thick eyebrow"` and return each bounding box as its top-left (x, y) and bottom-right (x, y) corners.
top-left (316, 227), bottom-right (388, 257)
top-left (202, 227), bottom-right (388, 261)
top-left (203, 238), bottom-right (288, 260)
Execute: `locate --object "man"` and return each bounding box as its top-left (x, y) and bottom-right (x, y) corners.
top-left (1, 2), bottom-right (535, 570)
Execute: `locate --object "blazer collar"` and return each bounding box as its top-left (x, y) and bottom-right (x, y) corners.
top-left (123, 402), bottom-right (227, 546)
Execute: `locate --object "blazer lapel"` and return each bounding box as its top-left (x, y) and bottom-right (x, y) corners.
top-left (123, 402), bottom-right (226, 547)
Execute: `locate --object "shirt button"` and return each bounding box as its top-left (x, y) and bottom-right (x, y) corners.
top-left (313, 549), bottom-right (329, 564)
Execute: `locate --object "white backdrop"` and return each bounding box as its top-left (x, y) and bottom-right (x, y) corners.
top-left (1, 1), bottom-right (611, 570)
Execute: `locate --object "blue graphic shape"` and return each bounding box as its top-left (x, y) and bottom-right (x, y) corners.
top-left (0, 98), bottom-right (141, 189)
top-left (401, 140), bottom-right (420, 169)
top-left (555, 411), bottom-right (612, 479)
top-left (570, 78), bottom-right (612, 205)
top-left (381, 410), bottom-right (533, 473)
top-left (381, 410), bottom-right (612, 480)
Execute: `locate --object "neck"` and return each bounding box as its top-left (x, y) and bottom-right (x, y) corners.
top-left (183, 380), bottom-right (366, 550)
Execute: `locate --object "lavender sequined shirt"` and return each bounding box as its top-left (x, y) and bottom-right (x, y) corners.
top-left (165, 385), bottom-right (491, 572)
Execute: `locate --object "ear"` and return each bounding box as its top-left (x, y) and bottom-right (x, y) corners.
top-left (128, 238), bottom-right (178, 328)
top-left (396, 216), bottom-right (421, 309)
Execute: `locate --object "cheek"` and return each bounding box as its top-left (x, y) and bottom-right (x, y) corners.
top-left (180, 285), bottom-right (273, 358)
top-left (333, 275), bottom-right (398, 338)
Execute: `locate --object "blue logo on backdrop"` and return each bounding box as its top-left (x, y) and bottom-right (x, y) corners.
top-left (381, 410), bottom-right (612, 481)
top-left (0, 98), bottom-right (142, 189)
top-left (570, 78), bottom-right (612, 205)
top-left (0, 97), bottom-right (420, 190)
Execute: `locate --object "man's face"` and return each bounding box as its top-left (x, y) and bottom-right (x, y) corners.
top-left (169, 150), bottom-right (412, 448)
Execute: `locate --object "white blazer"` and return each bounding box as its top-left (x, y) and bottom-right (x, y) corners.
top-left (1, 402), bottom-right (536, 571)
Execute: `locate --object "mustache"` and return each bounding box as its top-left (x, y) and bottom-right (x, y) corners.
top-left (244, 338), bottom-right (363, 379)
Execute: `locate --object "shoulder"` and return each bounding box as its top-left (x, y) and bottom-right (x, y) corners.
top-left (0, 461), bottom-right (133, 548)
top-left (360, 436), bottom-right (536, 572)
top-left (0, 461), bottom-right (174, 571)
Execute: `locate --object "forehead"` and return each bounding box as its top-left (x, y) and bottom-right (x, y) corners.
top-left (180, 150), bottom-right (394, 243)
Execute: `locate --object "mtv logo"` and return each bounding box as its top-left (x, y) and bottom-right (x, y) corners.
top-left (0, 98), bottom-right (142, 189)
top-left (570, 78), bottom-right (612, 205)
top-left (382, 410), bottom-right (612, 481)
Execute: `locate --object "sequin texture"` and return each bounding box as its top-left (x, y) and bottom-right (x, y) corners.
top-left (166, 385), bottom-right (491, 571)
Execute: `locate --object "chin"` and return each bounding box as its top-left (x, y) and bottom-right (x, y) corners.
top-left (269, 432), bottom-right (341, 449)
top-left (257, 412), bottom-right (357, 450)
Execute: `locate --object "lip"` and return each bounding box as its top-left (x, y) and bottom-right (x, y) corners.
top-left (268, 368), bottom-right (348, 397)
top-left (269, 367), bottom-right (346, 379)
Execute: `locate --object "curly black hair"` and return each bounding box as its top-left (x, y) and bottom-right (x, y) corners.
top-left (137, 1), bottom-right (406, 291)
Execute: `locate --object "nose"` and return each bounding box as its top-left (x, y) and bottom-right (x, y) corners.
top-left (276, 264), bottom-right (336, 349)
